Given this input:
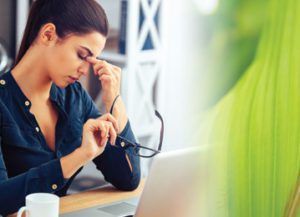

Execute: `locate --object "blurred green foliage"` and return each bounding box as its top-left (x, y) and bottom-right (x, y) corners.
top-left (198, 0), bottom-right (269, 108)
top-left (200, 0), bottom-right (300, 216)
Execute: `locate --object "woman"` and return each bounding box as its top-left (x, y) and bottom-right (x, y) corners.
top-left (0, 0), bottom-right (140, 215)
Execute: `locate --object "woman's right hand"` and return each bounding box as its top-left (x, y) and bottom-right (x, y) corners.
top-left (79, 114), bottom-right (119, 161)
top-left (61, 114), bottom-right (119, 179)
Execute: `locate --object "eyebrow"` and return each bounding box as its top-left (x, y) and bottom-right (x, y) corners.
top-left (79, 46), bottom-right (94, 57)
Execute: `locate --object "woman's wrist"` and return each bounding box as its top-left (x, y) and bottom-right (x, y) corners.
top-left (109, 94), bottom-right (120, 114)
top-left (104, 94), bottom-right (120, 113)
top-left (107, 96), bottom-right (128, 133)
top-left (60, 147), bottom-right (91, 179)
top-left (76, 146), bottom-right (95, 163)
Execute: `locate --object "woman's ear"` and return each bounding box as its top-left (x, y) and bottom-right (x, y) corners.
top-left (38, 23), bottom-right (58, 45)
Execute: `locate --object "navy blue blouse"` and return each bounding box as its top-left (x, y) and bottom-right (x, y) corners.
top-left (0, 71), bottom-right (140, 215)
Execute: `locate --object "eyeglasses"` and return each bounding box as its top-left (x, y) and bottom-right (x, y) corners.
top-left (114, 110), bottom-right (164, 158)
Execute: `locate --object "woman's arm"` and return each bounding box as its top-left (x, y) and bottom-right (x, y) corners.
top-left (60, 116), bottom-right (118, 178)
top-left (86, 57), bottom-right (140, 189)
top-left (106, 95), bottom-right (135, 172)
top-left (92, 120), bottom-right (141, 191)
top-left (78, 65), bottom-right (141, 190)
top-left (85, 57), bottom-right (127, 132)
top-left (0, 115), bottom-right (115, 215)
top-left (0, 114), bottom-right (117, 215)
top-left (60, 110), bottom-right (141, 191)
top-left (0, 144), bottom-right (66, 215)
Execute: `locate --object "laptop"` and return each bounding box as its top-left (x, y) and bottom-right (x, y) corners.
top-left (60, 146), bottom-right (207, 217)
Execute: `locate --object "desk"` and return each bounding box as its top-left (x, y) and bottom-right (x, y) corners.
top-left (10, 179), bottom-right (145, 216)
top-left (60, 179), bottom-right (145, 214)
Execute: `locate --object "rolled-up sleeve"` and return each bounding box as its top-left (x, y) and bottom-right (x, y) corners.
top-left (93, 121), bottom-right (141, 191)
top-left (80, 84), bottom-right (141, 191)
top-left (0, 150), bottom-right (66, 216)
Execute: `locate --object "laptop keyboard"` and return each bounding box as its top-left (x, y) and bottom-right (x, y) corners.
top-left (60, 198), bottom-right (139, 217)
top-left (98, 202), bottom-right (136, 216)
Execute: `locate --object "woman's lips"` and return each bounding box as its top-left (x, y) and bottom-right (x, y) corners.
top-left (68, 76), bottom-right (79, 83)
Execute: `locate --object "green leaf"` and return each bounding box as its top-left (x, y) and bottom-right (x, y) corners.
top-left (203, 0), bottom-right (300, 216)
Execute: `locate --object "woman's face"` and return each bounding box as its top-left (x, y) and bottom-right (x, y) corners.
top-left (45, 31), bottom-right (106, 88)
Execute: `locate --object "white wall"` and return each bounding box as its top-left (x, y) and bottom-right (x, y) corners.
top-left (162, 0), bottom-right (199, 151)
top-left (16, 0), bottom-right (30, 52)
top-left (96, 0), bottom-right (120, 30)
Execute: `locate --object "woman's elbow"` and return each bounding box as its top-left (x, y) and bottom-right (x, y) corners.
top-left (114, 172), bottom-right (141, 191)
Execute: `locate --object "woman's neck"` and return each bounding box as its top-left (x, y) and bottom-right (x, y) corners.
top-left (11, 46), bottom-right (52, 102)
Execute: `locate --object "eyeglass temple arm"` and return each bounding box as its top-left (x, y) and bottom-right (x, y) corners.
top-left (115, 110), bottom-right (164, 153)
top-left (118, 136), bottom-right (159, 152)
top-left (155, 110), bottom-right (164, 152)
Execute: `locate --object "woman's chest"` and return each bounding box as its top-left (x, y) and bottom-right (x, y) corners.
top-left (0, 106), bottom-right (84, 177)
top-left (30, 103), bottom-right (58, 151)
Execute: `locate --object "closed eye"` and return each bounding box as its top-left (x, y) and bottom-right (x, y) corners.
top-left (77, 53), bottom-right (88, 61)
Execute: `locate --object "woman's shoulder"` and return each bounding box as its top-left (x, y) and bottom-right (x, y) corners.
top-left (0, 72), bottom-right (13, 114)
top-left (0, 72), bottom-right (12, 100)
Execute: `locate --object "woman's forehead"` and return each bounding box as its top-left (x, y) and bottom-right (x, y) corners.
top-left (64, 32), bottom-right (106, 55)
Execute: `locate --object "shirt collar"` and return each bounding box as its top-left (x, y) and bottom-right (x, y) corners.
top-left (50, 82), bottom-right (65, 104)
top-left (5, 71), bottom-right (68, 119)
top-left (50, 84), bottom-right (68, 120)
top-left (5, 71), bottom-right (32, 109)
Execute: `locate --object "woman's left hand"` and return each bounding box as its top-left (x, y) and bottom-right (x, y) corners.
top-left (86, 56), bottom-right (121, 110)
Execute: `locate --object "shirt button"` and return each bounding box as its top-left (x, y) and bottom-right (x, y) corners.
top-left (56, 151), bottom-right (62, 158)
top-left (25, 101), bottom-right (30, 106)
top-left (121, 141), bottom-right (125, 147)
top-left (0, 80), bottom-right (6, 85)
top-left (52, 184), bottom-right (58, 190)
top-left (35, 127), bottom-right (40, 132)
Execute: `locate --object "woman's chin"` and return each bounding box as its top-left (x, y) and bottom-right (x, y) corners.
top-left (53, 80), bottom-right (69, 89)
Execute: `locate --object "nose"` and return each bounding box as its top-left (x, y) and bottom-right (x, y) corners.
top-left (78, 62), bottom-right (90, 76)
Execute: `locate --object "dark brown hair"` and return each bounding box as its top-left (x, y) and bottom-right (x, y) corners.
top-left (15, 0), bottom-right (109, 65)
